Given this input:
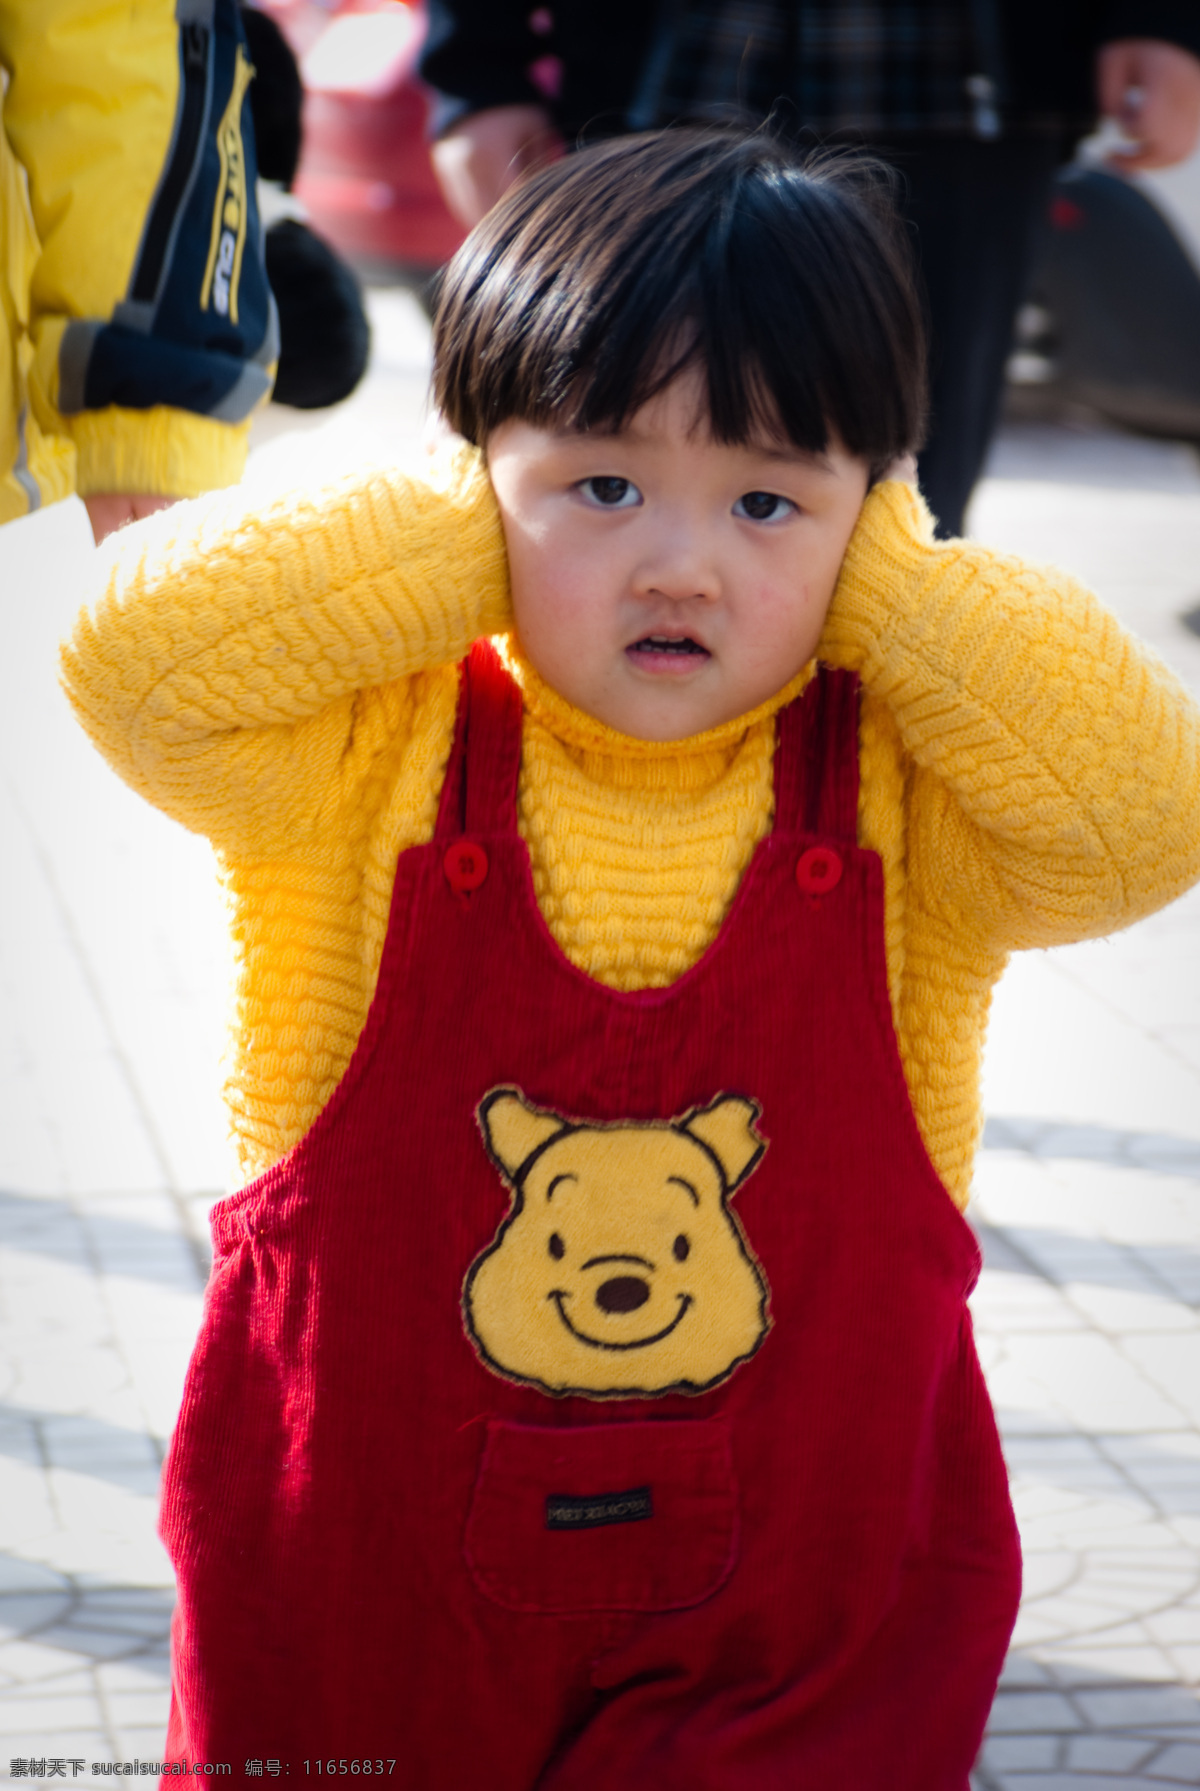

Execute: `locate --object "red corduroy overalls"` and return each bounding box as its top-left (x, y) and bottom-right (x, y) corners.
top-left (161, 645), bottom-right (1021, 1788)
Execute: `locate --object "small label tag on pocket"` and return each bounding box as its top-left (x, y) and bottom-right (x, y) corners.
top-left (545, 1486), bottom-right (653, 1530)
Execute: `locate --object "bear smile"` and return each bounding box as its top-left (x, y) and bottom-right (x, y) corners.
top-left (549, 1290), bottom-right (693, 1351)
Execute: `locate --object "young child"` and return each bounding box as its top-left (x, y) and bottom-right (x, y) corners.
top-left (63, 129), bottom-right (1200, 1788)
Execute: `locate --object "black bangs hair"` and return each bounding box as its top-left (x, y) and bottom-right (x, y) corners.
top-left (432, 126), bottom-right (927, 477)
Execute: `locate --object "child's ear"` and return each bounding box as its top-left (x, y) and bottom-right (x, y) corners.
top-left (478, 1087), bottom-right (565, 1180)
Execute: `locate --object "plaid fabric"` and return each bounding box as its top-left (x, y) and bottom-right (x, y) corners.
top-left (629, 1), bottom-right (998, 137)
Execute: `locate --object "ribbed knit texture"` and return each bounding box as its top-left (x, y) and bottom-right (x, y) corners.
top-left (67, 403), bottom-right (250, 500)
top-left (62, 448), bottom-right (1200, 1206)
top-left (513, 657), bottom-right (812, 992)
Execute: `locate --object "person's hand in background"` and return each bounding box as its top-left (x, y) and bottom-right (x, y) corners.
top-left (1097, 39), bottom-right (1200, 171)
top-left (83, 493), bottom-right (177, 545)
top-left (431, 103), bottom-right (563, 228)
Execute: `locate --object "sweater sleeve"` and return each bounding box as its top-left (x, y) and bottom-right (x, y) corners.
top-left (60, 445), bottom-right (512, 855)
top-left (820, 480), bottom-right (1200, 951)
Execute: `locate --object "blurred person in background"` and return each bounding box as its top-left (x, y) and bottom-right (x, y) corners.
top-left (238, 2), bottom-right (371, 412)
top-left (421, 2), bottom-right (1200, 537)
top-left (0, 0), bottom-right (276, 545)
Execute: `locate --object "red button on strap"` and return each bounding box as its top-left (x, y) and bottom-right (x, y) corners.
top-left (795, 845), bottom-right (843, 895)
top-left (444, 840), bottom-right (489, 893)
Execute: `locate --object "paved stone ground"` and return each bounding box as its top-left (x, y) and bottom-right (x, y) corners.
top-left (0, 288), bottom-right (1198, 1781)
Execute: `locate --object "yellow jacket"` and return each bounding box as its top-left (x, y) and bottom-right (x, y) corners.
top-left (0, 0), bottom-right (275, 525)
top-left (62, 452), bottom-right (1200, 1207)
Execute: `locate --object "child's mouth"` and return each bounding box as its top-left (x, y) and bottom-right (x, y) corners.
top-left (627, 635), bottom-right (710, 670)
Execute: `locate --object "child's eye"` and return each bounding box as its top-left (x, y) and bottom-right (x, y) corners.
top-left (578, 476), bottom-right (641, 509)
top-left (734, 491), bottom-right (795, 523)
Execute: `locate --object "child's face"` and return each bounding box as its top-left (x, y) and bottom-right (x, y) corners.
top-left (487, 370), bottom-right (870, 741)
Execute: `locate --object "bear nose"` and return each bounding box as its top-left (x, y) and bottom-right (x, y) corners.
top-left (595, 1276), bottom-right (650, 1314)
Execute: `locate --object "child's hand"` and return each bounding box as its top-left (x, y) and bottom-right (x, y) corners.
top-left (84, 492), bottom-right (178, 544)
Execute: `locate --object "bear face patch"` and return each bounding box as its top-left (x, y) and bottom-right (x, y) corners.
top-left (463, 1088), bottom-right (771, 1398)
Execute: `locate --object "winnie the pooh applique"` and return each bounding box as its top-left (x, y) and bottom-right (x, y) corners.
top-left (463, 1088), bottom-right (771, 1398)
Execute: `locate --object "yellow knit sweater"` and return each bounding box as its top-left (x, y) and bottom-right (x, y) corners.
top-left (62, 449), bottom-right (1200, 1208)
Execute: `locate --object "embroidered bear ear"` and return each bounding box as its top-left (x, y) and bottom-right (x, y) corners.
top-left (478, 1087), bottom-right (570, 1183)
top-left (678, 1095), bottom-right (766, 1194)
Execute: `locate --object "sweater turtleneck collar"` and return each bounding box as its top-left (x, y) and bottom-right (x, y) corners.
top-left (500, 638), bottom-right (815, 792)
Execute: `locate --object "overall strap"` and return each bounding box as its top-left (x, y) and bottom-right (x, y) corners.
top-left (434, 640), bottom-right (524, 840)
top-left (772, 665), bottom-right (861, 841)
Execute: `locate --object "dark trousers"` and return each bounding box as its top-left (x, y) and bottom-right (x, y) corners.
top-left (890, 135), bottom-right (1063, 537)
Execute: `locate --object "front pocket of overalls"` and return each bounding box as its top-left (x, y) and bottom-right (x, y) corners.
top-left (464, 1417), bottom-right (739, 1613)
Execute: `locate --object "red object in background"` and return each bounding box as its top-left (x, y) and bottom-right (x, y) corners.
top-left (1049, 194), bottom-right (1086, 232)
top-left (256, 0), bottom-right (465, 273)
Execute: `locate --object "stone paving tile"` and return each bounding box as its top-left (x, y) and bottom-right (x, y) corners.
top-left (982, 951), bottom-right (1200, 1155)
top-left (1071, 1687), bottom-right (1200, 1727)
top-left (972, 1119), bottom-right (1200, 1778)
top-left (105, 1692), bottom-right (172, 1729)
top-left (985, 1779), bottom-right (1193, 1790)
top-left (1167, 1646), bottom-right (1200, 1681)
top-left (1045, 1647), bottom-right (1183, 1685)
top-left (1066, 1735), bottom-right (1159, 1771)
top-left (987, 1692), bottom-right (1088, 1734)
top-left (982, 1734), bottom-right (1067, 1770)
top-left (1145, 1605), bottom-right (1200, 1647)
top-left (0, 1693), bottom-right (103, 1736)
top-left (985, 1121), bottom-right (1200, 1180)
top-left (1123, 1337), bottom-right (1200, 1430)
top-left (94, 1661), bottom-right (170, 1698)
top-left (1068, 1284), bottom-right (1199, 1336)
top-left (1161, 1748), bottom-right (1200, 1786)
top-left (1006, 1332), bottom-right (1190, 1432)
top-left (110, 1733), bottom-right (174, 1769)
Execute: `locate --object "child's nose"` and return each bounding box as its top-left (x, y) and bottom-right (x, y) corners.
top-left (636, 516), bottom-right (721, 603)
